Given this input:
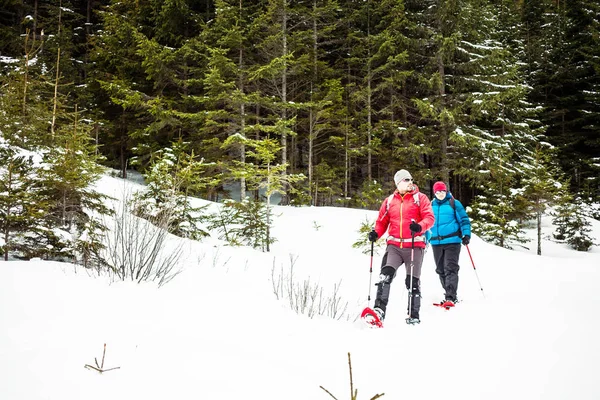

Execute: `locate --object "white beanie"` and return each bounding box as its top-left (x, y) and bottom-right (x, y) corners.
top-left (394, 169), bottom-right (412, 186)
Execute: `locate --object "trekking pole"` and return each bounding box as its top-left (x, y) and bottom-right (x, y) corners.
top-left (367, 240), bottom-right (374, 305)
top-left (466, 244), bottom-right (485, 298)
top-left (408, 228), bottom-right (415, 318)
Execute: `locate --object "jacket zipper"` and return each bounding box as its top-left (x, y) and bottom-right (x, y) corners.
top-left (399, 193), bottom-right (404, 248)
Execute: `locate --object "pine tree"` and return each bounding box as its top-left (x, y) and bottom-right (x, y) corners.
top-left (0, 30), bottom-right (53, 148)
top-left (205, 198), bottom-right (275, 251)
top-left (470, 158), bottom-right (528, 249)
top-left (301, 0), bottom-right (345, 205)
top-left (552, 196), bottom-right (595, 252)
top-left (369, 0), bottom-right (418, 182)
top-left (197, 0), bottom-right (256, 200)
top-left (0, 142), bottom-right (49, 260)
top-left (134, 142), bottom-right (209, 241)
top-left (91, 0), bottom-right (207, 176)
top-left (223, 133), bottom-right (305, 251)
top-left (342, 0), bottom-right (377, 182)
top-left (247, 0), bottom-right (305, 204)
top-left (422, 0), bottom-right (551, 247)
top-left (520, 145), bottom-right (564, 255)
top-left (539, 0), bottom-right (600, 198)
top-left (41, 108), bottom-right (111, 262)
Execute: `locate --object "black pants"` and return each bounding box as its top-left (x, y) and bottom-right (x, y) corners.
top-left (432, 243), bottom-right (461, 301)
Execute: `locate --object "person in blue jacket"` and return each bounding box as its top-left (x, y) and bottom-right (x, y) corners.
top-left (430, 181), bottom-right (471, 307)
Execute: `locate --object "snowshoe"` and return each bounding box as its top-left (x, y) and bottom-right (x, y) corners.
top-left (361, 307), bottom-right (383, 328)
top-left (433, 299), bottom-right (456, 310)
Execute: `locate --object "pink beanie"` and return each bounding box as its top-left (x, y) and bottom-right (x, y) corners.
top-left (433, 181), bottom-right (447, 192)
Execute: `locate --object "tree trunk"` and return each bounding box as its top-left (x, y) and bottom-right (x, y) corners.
top-left (308, 0), bottom-right (318, 205)
top-left (366, 2), bottom-right (372, 181)
top-left (51, 2), bottom-right (63, 139)
top-left (280, 0), bottom-right (289, 204)
top-left (3, 163), bottom-right (13, 261)
top-left (281, 0), bottom-right (288, 168)
top-left (309, 102), bottom-right (314, 203)
top-left (537, 207), bottom-right (542, 256)
top-left (438, 51), bottom-right (449, 183)
top-left (238, 0), bottom-right (246, 201)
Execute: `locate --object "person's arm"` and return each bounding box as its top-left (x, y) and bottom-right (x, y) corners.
top-left (417, 193), bottom-right (435, 232)
top-left (455, 200), bottom-right (471, 237)
top-left (374, 197), bottom-right (391, 238)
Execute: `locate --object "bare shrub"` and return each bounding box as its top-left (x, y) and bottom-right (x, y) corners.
top-left (100, 190), bottom-right (185, 287)
top-left (271, 254), bottom-right (349, 320)
top-left (320, 352), bottom-right (384, 400)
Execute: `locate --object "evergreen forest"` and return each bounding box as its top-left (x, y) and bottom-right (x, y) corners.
top-left (1, 0), bottom-right (599, 259)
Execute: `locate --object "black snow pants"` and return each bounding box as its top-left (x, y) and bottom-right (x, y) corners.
top-left (432, 243), bottom-right (461, 301)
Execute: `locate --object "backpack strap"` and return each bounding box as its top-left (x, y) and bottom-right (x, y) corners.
top-left (385, 192), bottom-right (421, 213)
top-left (384, 193), bottom-right (395, 215)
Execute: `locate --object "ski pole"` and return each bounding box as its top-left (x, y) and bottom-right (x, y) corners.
top-left (466, 244), bottom-right (485, 298)
top-left (367, 240), bottom-right (374, 305)
top-left (408, 228), bottom-right (415, 318)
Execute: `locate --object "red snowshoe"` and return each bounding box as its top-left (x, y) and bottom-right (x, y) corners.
top-left (433, 300), bottom-right (456, 310)
top-left (361, 307), bottom-right (383, 328)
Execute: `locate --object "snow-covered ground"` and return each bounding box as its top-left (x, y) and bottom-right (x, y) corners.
top-left (1, 174), bottom-right (599, 400)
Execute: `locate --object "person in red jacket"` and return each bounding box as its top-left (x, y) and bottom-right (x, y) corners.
top-left (368, 169), bottom-right (434, 324)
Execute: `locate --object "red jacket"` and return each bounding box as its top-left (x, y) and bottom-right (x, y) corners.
top-left (374, 186), bottom-right (434, 249)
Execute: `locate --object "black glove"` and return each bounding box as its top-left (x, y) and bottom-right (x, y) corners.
top-left (462, 235), bottom-right (470, 246)
top-left (368, 230), bottom-right (378, 242)
top-left (409, 221), bottom-right (421, 234)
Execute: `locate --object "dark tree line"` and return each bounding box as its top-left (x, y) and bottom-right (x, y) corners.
top-left (1, 0), bottom-right (598, 252)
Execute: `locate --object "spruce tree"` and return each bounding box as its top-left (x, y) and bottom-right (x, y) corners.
top-left (247, 0), bottom-right (305, 204)
top-left (539, 0), bottom-right (600, 198)
top-left (520, 146), bottom-right (564, 255)
top-left (552, 196), bottom-right (595, 252)
top-left (134, 142), bottom-right (210, 241)
top-left (41, 109), bottom-right (111, 262)
top-left (91, 0), bottom-right (207, 176)
top-left (0, 142), bottom-right (49, 260)
top-left (198, 0), bottom-right (255, 200)
top-left (222, 134), bottom-right (305, 251)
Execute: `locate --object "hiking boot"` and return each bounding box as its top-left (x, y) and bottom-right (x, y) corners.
top-left (442, 299), bottom-right (455, 309)
top-left (373, 307), bottom-right (385, 321)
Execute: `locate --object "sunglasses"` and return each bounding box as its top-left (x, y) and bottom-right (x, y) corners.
top-left (401, 178), bottom-right (413, 182)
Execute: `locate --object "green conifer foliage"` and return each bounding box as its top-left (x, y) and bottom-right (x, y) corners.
top-left (134, 143), bottom-right (209, 241)
top-left (520, 145), bottom-right (564, 255)
top-left (205, 198), bottom-right (275, 251)
top-left (41, 112), bottom-right (111, 262)
top-left (222, 133), bottom-right (305, 251)
top-left (552, 196), bottom-right (595, 252)
top-left (538, 0), bottom-right (600, 198)
top-left (0, 143), bottom-right (49, 260)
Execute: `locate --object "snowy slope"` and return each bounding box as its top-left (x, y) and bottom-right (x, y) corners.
top-left (1, 174), bottom-right (599, 400)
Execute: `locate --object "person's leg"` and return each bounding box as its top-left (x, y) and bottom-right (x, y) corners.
top-left (443, 244), bottom-right (461, 302)
top-left (432, 245), bottom-right (446, 294)
top-left (373, 245), bottom-right (404, 320)
top-left (404, 248), bottom-right (424, 319)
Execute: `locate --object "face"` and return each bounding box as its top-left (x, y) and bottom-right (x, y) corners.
top-left (396, 178), bottom-right (413, 193)
top-left (435, 190), bottom-right (446, 201)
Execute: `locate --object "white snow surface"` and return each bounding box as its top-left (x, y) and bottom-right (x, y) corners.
top-left (1, 174), bottom-right (600, 400)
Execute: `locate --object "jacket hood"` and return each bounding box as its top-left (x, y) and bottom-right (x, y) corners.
top-left (433, 191), bottom-right (452, 203)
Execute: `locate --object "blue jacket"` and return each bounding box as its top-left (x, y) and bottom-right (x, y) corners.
top-left (430, 192), bottom-right (471, 246)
